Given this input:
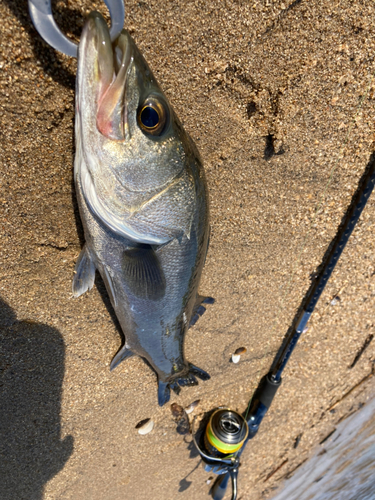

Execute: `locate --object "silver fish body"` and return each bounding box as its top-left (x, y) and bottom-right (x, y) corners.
top-left (73, 12), bottom-right (211, 406)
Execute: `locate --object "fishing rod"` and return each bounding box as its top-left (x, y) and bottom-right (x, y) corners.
top-left (193, 155), bottom-right (375, 500)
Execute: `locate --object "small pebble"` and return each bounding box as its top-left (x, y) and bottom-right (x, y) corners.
top-left (171, 403), bottom-right (185, 418)
top-left (171, 403), bottom-right (190, 435)
top-left (330, 296), bottom-right (340, 306)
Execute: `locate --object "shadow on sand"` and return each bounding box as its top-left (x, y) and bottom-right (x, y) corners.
top-left (0, 297), bottom-right (73, 500)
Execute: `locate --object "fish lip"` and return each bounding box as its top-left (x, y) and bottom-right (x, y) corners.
top-left (99, 29), bottom-right (134, 92)
top-left (112, 32), bottom-right (133, 78)
top-left (77, 12), bottom-right (114, 102)
top-left (95, 29), bottom-right (134, 141)
top-left (79, 13), bottom-right (134, 120)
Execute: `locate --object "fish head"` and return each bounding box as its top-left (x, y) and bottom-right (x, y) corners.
top-left (76, 12), bottom-right (192, 195)
top-left (75, 12), bottom-right (202, 244)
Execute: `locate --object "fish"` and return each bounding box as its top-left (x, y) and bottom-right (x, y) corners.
top-left (72, 12), bottom-right (212, 406)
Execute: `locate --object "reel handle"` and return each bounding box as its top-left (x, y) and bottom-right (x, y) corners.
top-left (230, 467), bottom-right (238, 500)
top-left (211, 467), bottom-right (238, 500)
top-left (211, 473), bottom-right (230, 500)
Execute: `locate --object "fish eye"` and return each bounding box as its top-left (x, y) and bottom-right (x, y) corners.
top-left (137, 97), bottom-right (168, 136)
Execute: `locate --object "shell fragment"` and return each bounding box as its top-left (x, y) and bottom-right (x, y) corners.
top-left (185, 399), bottom-right (200, 414)
top-left (232, 347), bottom-right (247, 363)
top-left (136, 419), bottom-right (154, 435)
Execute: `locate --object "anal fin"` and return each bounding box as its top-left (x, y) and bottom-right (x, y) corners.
top-left (110, 344), bottom-right (134, 371)
top-left (72, 245), bottom-right (96, 298)
top-left (158, 380), bottom-right (171, 406)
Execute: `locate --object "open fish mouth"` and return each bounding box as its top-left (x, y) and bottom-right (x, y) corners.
top-left (78, 12), bottom-right (135, 142)
top-left (96, 28), bottom-right (134, 141)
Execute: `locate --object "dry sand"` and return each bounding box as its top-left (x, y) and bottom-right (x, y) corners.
top-left (1, 1), bottom-right (375, 499)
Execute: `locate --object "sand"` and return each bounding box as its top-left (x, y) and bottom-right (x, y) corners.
top-left (1, 1), bottom-right (375, 499)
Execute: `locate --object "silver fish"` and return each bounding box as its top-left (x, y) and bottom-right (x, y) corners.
top-left (73, 12), bottom-right (212, 406)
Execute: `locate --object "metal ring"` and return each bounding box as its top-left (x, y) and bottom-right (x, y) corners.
top-left (28, 0), bottom-right (125, 57)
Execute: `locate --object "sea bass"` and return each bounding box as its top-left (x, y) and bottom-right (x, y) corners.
top-left (73, 12), bottom-right (212, 406)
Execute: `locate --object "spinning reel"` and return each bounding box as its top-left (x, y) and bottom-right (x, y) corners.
top-left (193, 376), bottom-right (282, 500)
top-left (193, 408), bottom-right (247, 500)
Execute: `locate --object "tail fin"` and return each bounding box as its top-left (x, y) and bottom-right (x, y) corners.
top-left (177, 373), bottom-right (198, 387)
top-left (157, 364), bottom-right (210, 406)
top-left (189, 363), bottom-right (210, 381)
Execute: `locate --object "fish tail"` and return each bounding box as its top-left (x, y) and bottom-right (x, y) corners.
top-left (157, 365), bottom-right (210, 406)
top-left (177, 373), bottom-right (199, 387)
top-left (188, 363), bottom-right (210, 381)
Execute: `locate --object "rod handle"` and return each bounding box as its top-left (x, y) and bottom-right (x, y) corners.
top-left (259, 375), bottom-right (282, 409)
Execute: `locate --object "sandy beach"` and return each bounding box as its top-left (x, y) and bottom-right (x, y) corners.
top-left (1, 1), bottom-right (375, 499)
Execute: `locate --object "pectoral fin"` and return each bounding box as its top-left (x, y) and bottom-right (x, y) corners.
top-left (72, 245), bottom-right (96, 298)
top-left (122, 245), bottom-right (166, 301)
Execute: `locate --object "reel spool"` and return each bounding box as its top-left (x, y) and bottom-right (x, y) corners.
top-left (193, 408), bottom-right (249, 500)
top-left (204, 409), bottom-right (248, 458)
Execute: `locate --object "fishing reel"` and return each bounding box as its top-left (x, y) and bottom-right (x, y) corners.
top-left (193, 376), bottom-right (283, 500)
top-left (193, 408), bottom-right (249, 500)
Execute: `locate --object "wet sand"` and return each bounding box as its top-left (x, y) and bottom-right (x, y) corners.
top-left (1, 1), bottom-right (375, 499)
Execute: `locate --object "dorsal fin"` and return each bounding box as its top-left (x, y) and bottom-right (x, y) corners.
top-left (189, 295), bottom-right (215, 327)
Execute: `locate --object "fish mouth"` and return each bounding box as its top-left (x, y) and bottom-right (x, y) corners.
top-left (79, 12), bottom-right (134, 141)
